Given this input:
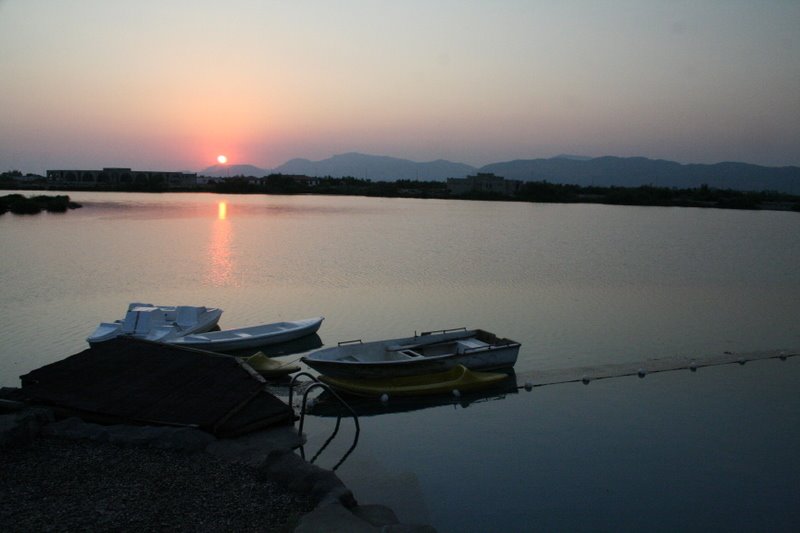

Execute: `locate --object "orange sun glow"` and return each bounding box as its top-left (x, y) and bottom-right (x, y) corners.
top-left (217, 154), bottom-right (228, 164)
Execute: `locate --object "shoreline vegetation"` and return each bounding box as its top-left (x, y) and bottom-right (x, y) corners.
top-left (212, 176), bottom-right (800, 211)
top-left (0, 194), bottom-right (82, 215)
top-left (2, 174), bottom-right (799, 212)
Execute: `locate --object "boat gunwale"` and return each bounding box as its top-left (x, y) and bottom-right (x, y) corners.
top-left (303, 329), bottom-right (520, 366)
top-left (313, 343), bottom-right (520, 367)
top-left (176, 317), bottom-right (324, 342)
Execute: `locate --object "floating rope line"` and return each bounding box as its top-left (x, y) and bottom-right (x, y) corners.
top-left (514, 349), bottom-right (798, 388)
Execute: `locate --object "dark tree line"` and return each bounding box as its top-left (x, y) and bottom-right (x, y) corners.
top-left (515, 181), bottom-right (797, 210)
top-left (0, 194), bottom-right (81, 215)
top-left (3, 169), bottom-right (798, 211)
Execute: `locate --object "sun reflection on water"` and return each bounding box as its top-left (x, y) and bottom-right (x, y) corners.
top-left (206, 202), bottom-right (236, 286)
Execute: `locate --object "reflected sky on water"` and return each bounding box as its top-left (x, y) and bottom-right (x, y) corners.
top-left (1, 192), bottom-right (798, 530)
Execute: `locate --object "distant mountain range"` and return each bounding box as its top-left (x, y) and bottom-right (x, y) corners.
top-left (199, 152), bottom-right (474, 181)
top-left (199, 163), bottom-right (268, 178)
top-left (277, 152), bottom-right (477, 182)
top-left (198, 152), bottom-right (800, 194)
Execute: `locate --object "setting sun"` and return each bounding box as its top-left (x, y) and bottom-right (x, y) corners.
top-left (216, 154), bottom-right (228, 164)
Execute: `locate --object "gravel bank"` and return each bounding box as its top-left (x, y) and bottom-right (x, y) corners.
top-left (0, 437), bottom-right (315, 532)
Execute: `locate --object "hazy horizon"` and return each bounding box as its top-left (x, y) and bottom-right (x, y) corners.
top-left (10, 150), bottom-right (800, 179)
top-left (2, 1), bottom-right (798, 175)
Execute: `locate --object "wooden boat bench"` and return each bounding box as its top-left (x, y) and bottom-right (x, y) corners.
top-left (338, 350), bottom-right (420, 362)
top-left (383, 347), bottom-right (423, 360)
top-left (456, 339), bottom-right (490, 353)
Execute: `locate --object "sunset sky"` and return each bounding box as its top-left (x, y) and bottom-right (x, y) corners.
top-left (1, 0), bottom-right (798, 174)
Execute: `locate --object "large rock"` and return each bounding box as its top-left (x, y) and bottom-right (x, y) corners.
top-left (295, 502), bottom-right (437, 533)
top-left (352, 504), bottom-right (400, 526)
top-left (41, 417), bottom-right (214, 453)
top-left (259, 450), bottom-right (437, 532)
top-left (0, 408), bottom-right (54, 449)
top-left (256, 448), bottom-right (357, 508)
top-left (206, 425), bottom-right (303, 466)
top-left (295, 502), bottom-right (378, 533)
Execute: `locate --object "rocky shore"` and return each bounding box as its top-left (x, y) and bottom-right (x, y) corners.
top-left (0, 405), bottom-right (436, 532)
top-left (2, 437), bottom-right (311, 532)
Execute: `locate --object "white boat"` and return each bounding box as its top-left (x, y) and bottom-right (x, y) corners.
top-left (166, 317), bottom-right (324, 352)
top-left (87, 303), bottom-right (223, 344)
top-left (301, 327), bottom-right (520, 379)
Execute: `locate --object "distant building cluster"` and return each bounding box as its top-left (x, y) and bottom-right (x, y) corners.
top-left (46, 168), bottom-right (197, 189)
top-left (446, 172), bottom-right (522, 196)
top-left (283, 175), bottom-right (321, 187)
top-left (210, 174), bottom-right (321, 187)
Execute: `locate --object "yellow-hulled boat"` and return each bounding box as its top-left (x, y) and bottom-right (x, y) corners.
top-left (243, 352), bottom-right (300, 377)
top-left (318, 364), bottom-right (509, 397)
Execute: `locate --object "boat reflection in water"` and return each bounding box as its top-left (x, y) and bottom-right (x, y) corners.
top-left (307, 369), bottom-right (519, 418)
top-left (280, 370), bottom-right (518, 472)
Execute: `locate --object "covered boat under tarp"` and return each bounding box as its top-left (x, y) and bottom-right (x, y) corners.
top-left (18, 338), bottom-right (293, 437)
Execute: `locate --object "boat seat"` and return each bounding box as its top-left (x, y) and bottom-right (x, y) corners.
top-left (456, 339), bottom-right (490, 354)
top-left (386, 344), bottom-right (406, 351)
top-left (175, 306), bottom-right (200, 328)
top-left (384, 350), bottom-right (418, 361)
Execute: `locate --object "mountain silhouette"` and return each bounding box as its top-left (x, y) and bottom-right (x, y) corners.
top-left (273, 152), bottom-right (475, 181)
top-left (198, 164), bottom-right (270, 178)
top-left (198, 153), bottom-right (800, 194)
top-left (481, 156), bottom-right (800, 193)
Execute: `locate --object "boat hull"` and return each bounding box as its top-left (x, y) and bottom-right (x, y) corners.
top-left (319, 365), bottom-right (510, 397)
top-left (304, 347), bottom-right (518, 379)
top-left (167, 317), bottom-right (324, 352)
top-left (243, 353), bottom-right (301, 377)
top-left (302, 329), bottom-right (520, 379)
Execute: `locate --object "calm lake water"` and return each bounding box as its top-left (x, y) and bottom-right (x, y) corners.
top-left (2, 191), bottom-right (799, 531)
